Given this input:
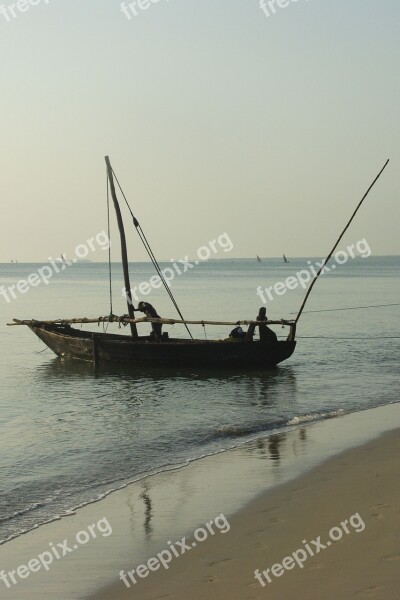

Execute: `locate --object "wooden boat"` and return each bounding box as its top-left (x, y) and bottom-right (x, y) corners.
top-left (21, 320), bottom-right (296, 368)
top-left (8, 158), bottom-right (389, 369)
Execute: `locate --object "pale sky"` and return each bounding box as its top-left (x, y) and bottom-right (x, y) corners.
top-left (0, 0), bottom-right (399, 262)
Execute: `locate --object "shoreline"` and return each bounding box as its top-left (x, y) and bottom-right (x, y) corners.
top-left (0, 405), bottom-right (346, 547)
top-left (0, 403), bottom-right (354, 548)
top-left (1, 402), bottom-right (400, 599)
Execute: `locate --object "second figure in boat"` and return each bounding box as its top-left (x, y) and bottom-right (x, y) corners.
top-left (246, 307), bottom-right (278, 342)
top-left (229, 308), bottom-right (278, 343)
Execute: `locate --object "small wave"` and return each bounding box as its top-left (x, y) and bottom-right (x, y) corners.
top-left (287, 410), bottom-right (345, 426)
top-left (0, 502), bottom-right (47, 524)
top-left (215, 410), bottom-right (346, 442)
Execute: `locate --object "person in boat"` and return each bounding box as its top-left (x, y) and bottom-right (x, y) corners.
top-left (246, 307), bottom-right (278, 342)
top-left (229, 322), bottom-right (246, 340)
top-left (136, 301), bottom-right (162, 341)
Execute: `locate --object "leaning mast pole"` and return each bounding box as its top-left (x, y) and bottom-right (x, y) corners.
top-left (105, 156), bottom-right (138, 338)
top-left (295, 159), bottom-right (390, 325)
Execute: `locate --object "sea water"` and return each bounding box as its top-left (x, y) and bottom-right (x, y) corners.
top-left (0, 257), bottom-right (399, 545)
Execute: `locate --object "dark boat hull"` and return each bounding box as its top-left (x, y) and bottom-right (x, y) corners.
top-left (30, 324), bottom-right (296, 368)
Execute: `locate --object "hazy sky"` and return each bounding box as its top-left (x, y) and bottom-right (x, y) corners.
top-left (1, 0), bottom-right (399, 262)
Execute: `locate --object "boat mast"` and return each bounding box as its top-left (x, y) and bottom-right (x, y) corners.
top-left (105, 156), bottom-right (138, 338)
top-left (295, 159), bottom-right (389, 325)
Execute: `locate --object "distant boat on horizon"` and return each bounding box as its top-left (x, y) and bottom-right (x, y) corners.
top-left (283, 254), bottom-right (289, 264)
top-left (256, 255), bottom-right (262, 263)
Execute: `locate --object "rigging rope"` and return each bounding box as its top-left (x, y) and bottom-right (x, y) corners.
top-left (294, 336), bottom-right (400, 339)
top-left (111, 168), bottom-right (193, 340)
top-left (292, 302), bottom-right (400, 315)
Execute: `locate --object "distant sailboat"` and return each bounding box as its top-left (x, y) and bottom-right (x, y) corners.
top-left (283, 254), bottom-right (289, 264)
top-left (256, 255), bottom-right (262, 263)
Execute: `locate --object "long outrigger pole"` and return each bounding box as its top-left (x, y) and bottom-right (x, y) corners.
top-left (295, 159), bottom-right (390, 325)
top-left (8, 317), bottom-right (294, 327)
top-left (105, 156), bottom-right (138, 338)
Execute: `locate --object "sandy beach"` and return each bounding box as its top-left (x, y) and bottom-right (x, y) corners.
top-left (94, 426), bottom-right (400, 600)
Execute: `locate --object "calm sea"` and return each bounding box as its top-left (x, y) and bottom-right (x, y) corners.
top-left (0, 257), bottom-right (399, 544)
